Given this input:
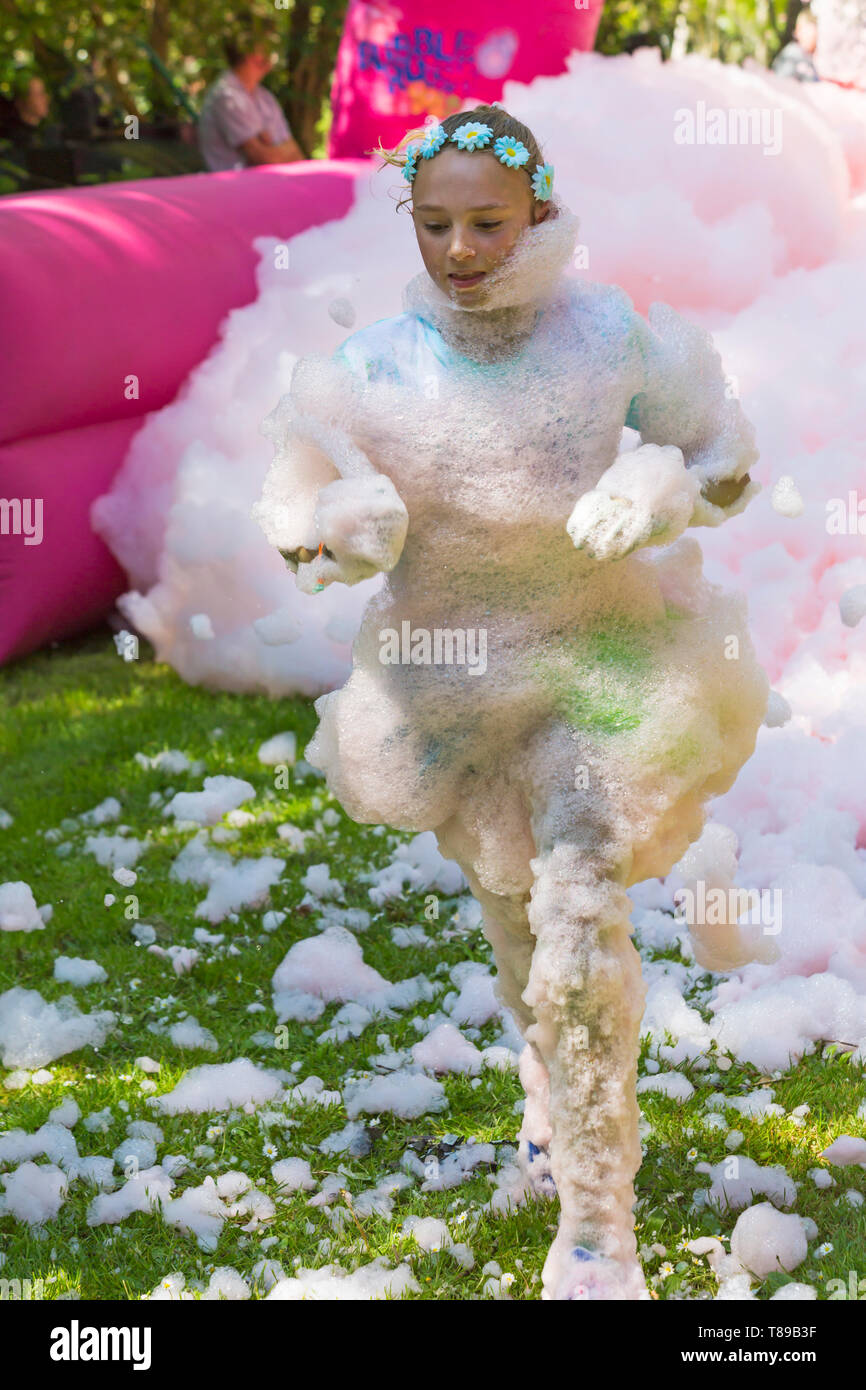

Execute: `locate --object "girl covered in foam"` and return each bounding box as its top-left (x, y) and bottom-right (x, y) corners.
top-left (253, 104), bottom-right (769, 1301)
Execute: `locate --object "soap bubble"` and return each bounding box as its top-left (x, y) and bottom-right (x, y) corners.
top-left (328, 297), bottom-right (356, 329)
top-left (771, 475), bottom-right (804, 517)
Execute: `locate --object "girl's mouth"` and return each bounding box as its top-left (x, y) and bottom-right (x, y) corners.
top-left (448, 271), bottom-right (486, 289)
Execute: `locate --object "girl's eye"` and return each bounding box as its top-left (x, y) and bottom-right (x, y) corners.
top-left (423, 223), bottom-right (447, 232)
top-left (477, 221), bottom-right (502, 230)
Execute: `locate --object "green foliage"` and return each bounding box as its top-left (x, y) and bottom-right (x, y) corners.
top-left (594, 0), bottom-right (802, 66)
top-left (0, 0), bottom-right (348, 141)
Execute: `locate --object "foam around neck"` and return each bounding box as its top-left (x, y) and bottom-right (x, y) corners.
top-left (403, 198), bottom-right (581, 363)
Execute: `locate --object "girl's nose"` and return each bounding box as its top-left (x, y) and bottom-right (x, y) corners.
top-left (449, 232), bottom-right (475, 261)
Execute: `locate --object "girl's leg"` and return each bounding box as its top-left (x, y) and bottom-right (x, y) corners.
top-left (435, 806), bottom-right (554, 1197)
top-left (473, 882), bottom-right (556, 1198)
top-left (523, 733), bottom-right (649, 1300)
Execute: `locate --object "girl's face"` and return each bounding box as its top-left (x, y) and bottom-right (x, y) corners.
top-left (411, 144), bottom-right (549, 307)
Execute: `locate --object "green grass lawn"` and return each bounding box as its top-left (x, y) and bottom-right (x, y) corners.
top-left (0, 629), bottom-right (864, 1301)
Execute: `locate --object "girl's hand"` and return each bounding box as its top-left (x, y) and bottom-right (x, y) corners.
top-left (567, 443), bottom-right (701, 562)
top-left (317, 474), bottom-right (408, 577)
top-left (289, 475), bottom-right (409, 592)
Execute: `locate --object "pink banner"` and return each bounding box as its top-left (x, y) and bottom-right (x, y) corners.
top-left (327, 0), bottom-right (603, 158)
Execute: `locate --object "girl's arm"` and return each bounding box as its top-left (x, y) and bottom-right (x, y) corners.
top-left (568, 300), bottom-right (760, 563)
top-left (624, 301), bottom-right (761, 528)
top-left (253, 349), bottom-right (408, 592)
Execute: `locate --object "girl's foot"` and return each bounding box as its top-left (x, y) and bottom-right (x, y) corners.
top-left (542, 1240), bottom-right (650, 1301)
top-left (518, 1139), bottom-right (557, 1197)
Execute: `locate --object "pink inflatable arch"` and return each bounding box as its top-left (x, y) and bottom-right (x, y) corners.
top-left (0, 161), bottom-right (368, 665)
top-left (328, 0), bottom-right (603, 158)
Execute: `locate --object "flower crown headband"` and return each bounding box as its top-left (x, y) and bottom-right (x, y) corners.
top-left (402, 120), bottom-right (554, 201)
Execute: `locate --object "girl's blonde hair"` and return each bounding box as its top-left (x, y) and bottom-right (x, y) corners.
top-left (370, 104), bottom-right (548, 217)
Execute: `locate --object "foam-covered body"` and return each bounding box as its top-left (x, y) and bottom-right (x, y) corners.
top-left (255, 201), bottom-right (769, 1298)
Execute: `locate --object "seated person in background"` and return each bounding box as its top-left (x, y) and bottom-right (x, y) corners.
top-left (772, 6), bottom-right (820, 82)
top-left (0, 72), bottom-right (54, 148)
top-left (198, 32), bottom-right (305, 171)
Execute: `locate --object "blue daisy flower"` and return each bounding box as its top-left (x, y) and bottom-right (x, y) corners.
top-left (419, 123), bottom-right (447, 158)
top-left (530, 162), bottom-right (554, 200)
top-left (403, 142), bottom-right (420, 183)
top-left (450, 121), bottom-right (494, 151)
top-left (493, 135), bottom-right (530, 168)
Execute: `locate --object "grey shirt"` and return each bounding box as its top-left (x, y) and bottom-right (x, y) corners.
top-left (772, 41), bottom-right (820, 82)
top-left (198, 70), bottom-right (292, 171)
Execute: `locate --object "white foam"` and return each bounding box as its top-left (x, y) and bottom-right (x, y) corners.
top-left (154, 1058), bottom-right (286, 1115)
top-left (0, 988), bottom-right (115, 1069)
top-left (0, 882), bottom-right (46, 933)
top-left (53, 957), bottom-right (108, 986)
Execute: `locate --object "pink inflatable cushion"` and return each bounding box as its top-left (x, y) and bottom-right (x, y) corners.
top-left (0, 160), bottom-right (370, 447)
top-left (0, 418), bottom-right (139, 662)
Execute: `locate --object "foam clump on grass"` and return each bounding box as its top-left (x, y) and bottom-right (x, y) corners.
top-left (142, 1271), bottom-right (195, 1301)
top-left (160, 1179), bottom-right (226, 1251)
top-left (79, 797), bottom-right (121, 825)
top-left (707, 1087), bottom-right (784, 1121)
top-left (257, 732), bottom-right (296, 765)
top-left (411, 1022), bottom-right (483, 1076)
top-left (316, 903), bottom-right (371, 934)
top-left (87, 1166), bottom-right (174, 1226)
top-left (403, 1215), bottom-right (452, 1251)
top-left (300, 862), bottom-right (344, 901)
top-left (170, 831), bottom-right (285, 923)
top-left (49, 1098), bottom-right (81, 1128)
top-left (636, 1070), bottom-right (695, 1101)
top-left (202, 1267), bottom-right (251, 1300)
top-left (420, 1141), bottom-right (497, 1192)
top-left (770, 1282), bottom-right (818, 1301)
top-left (84, 832), bottom-right (147, 870)
top-left (364, 832), bottom-right (465, 906)
top-left (265, 1256), bottom-right (419, 1301)
top-left (271, 926), bottom-right (438, 1030)
top-left (135, 749), bottom-right (204, 775)
top-left (445, 963), bottom-right (500, 1028)
top-left (0, 1118), bottom-right (115, 1196)
top-left (318, 1120), bottom-right (371, 1156)
top-left (694, 1155), bottom-right (797, 1213)
top-left (344, 1072), bottom-right (447, 1120)
top-left (271, 1157), bottom-right (316, 1193)
top-left (272, 926), bottom-right (390, 1005)
top-left (0, 1120), bottom-right (80, 1167)
top-left (147, 1016), bottom-right (218, 1052)
top-left (53, 956), bottom-right (108, 986)
top-left (0, 881), bottom-right (47, 932)
top-left (730, 1202), bottom-right (809, 1277)
top-left (113, 1136), bottom-right (158, 1171)
top-left (820, 1135), bottom-right (866, 1166)
top-left (712, 970), bottom-right (866, 1074)
top-left (285, 1074), bottom-right (341, 1108)
top-left (0, 1161), bottom-right (68, 1225)
top-left (0, 987), bottom-right (116, 1069)
top-left (164, 776), bottom-right (256, 825)
top-left (153, 1058), bottom-right (287, 1115)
